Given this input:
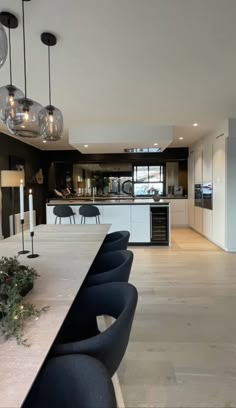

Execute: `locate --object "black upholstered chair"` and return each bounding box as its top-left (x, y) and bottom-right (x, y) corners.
top-left (23, 354), bottom-right (117, 408)
top-left (52, 282), bottom-right (138, 377)
top-left (84, 250), bottom-right (134, 287)
top-left (100, 231), bottom-right (130, 253)
top-left (53, 205), bottom-right (76, 224)
top-left (79, 205), bottom-right (100, 224)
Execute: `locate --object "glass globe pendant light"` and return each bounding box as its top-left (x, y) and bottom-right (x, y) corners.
top-left (0, 12), bottom-right (24, 124)
top-left (38, 32), bottom-right (63, 141)
top-left (6, 0), bottom-right (42, 138)
top-left (0, 21), bottom-right (8, 69)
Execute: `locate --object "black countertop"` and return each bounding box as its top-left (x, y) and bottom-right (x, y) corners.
top-left (47, 199), bottom-right (171, 206)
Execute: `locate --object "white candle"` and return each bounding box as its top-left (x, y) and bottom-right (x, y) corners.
top-left (20, 179), bottom-right (24, 221)
top-left (29, 189), bottom-right (34, 233)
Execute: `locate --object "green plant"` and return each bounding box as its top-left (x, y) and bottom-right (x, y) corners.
top-left (91, 173), bottom-right (109, 195)
top-left (0, 257), bottom-right (48, 345)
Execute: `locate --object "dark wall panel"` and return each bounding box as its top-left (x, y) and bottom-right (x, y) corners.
top-left (44, 147), bottom-right (189, 165)
top-left (0, 132), bottom-right (46, 238)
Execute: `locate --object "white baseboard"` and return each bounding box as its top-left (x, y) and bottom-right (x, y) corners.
top-left (188, 226), bottom-right (236, 252)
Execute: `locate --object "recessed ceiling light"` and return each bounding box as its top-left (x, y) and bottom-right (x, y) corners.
top-left (179, 137), bottom-right (183, 140)
top-left (43, 140), bottom-right (47, 143)
top-left (193, 123), bottom-right (198, 127)
top-left (154, 143), bottom-right (158, 146)
top-left (84, 144), bottom-right (88, 148)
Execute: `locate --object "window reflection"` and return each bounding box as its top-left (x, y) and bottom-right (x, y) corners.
top-left (133, 165), bottom-right (165, 196)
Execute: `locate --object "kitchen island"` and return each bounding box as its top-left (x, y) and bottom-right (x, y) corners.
top-left (46, 199), bottom-right (171, 245)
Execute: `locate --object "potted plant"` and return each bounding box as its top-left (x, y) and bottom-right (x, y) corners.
top-left (91, 173), bottom-right (109, 195)
top-left (0, 257), bottom-right (47, 345)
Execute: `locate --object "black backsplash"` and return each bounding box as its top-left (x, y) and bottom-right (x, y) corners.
top-left (0, 132), bottom-right (189, 237)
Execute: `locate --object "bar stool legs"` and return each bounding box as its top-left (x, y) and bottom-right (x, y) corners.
top-left (55, 216), bottom-right (76, 224)
top-left (81, 215), bottom-right (100, 224)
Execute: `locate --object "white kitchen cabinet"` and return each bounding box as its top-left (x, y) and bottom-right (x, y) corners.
top-left (194, 206), bottom-right (203, 233)
top-left (130, 205), bottom-right (150, 242)
top-left (46, 202), bottom-right (171, 244)
top-left (212, 135), bottom-right (226, 248)
top-left (188, 119), bottom-right (236, 252)
top-left (203, 138), bottom-right (213, 183)
top-left (194, 148), bottom-right (203, 184)
top-left (203, 208), bottom-right (213, 240)
top-left (46, 205), bottom-right (55, 224)
top-left (102, 205), bottom-right (131, 234)
top-left (188, 151), bottom-right (195, 228)
top-left (167, 199), bottom-right (189, 226)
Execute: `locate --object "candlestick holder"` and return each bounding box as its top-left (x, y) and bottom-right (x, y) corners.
top-left (18, 220), bottom-right (30, 255)
top-left (27, 232), bottom-right (39, 258)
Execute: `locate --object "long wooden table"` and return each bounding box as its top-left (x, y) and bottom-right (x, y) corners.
top-left (0, 224), bottom-right (111, 408)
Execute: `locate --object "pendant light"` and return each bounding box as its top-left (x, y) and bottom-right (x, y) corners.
top-left (6, 0), bottom-right (42, 138)
top-left (0, 20), bottom-right (8, 69)
top-left (0, 12), bottom-right (24, 124)
top-left (38, 32), bottom-right (63, 141)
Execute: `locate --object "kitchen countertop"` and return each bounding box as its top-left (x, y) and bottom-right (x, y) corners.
top-left (47, 199), bottom-right (171, 206)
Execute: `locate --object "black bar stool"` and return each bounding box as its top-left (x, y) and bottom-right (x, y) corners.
top-left (79, 205), bottom-right (100, 224)
top-left (53, 205), bottom-right (76, 224)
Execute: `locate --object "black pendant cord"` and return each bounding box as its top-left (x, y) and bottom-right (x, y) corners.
top-left (8, 25), bottom-right (12, 86)
top-left (22, 0), bottom-right (27, 99)
top-left (48, 44), bottom-right (52, 106)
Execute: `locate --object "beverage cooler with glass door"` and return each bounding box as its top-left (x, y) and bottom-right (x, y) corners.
top-left (150, 205), bottom-right (170, 245)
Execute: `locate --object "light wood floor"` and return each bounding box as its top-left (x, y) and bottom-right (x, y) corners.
top-left (118, 228), bottom-right (236, 408)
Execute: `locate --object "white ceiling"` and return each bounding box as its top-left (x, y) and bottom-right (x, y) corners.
top-left (70, 124), bottom-right (173, 153)
top-left (1, 0), bottom-right (236, 151)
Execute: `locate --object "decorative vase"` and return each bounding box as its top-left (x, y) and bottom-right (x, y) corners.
top-left (153, 192), bottom-right (160, 202)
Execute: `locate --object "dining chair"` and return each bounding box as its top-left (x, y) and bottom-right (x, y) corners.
top-left (23, 354), bottom-right (117, 408)
top-left (83, 250), bottom-right (133, 287)
top-left (100, 230), bottom-right (130, 253)
top-left (52, 282), bottom-right (138, 377)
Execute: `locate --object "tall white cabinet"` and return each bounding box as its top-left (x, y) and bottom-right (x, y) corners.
top-left (193, 145), bottom-right (203, 234)
top-left (188, 119), bottom-right (236, 252)
top-left (188, 150), bottom-right (195, 229)
top-left (212, 135), bottom-right (226, 248)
